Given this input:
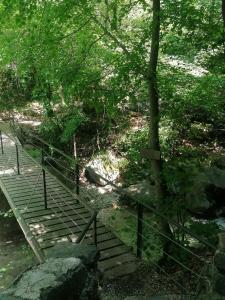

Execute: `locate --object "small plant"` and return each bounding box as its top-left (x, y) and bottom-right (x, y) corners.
top-left (26, 148), bottom-right (41, 159)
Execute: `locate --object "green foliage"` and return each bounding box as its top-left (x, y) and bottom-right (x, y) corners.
top-left (188, 221), bottom-right (219, 247)
top-left (61, 110), bottom-right (87, 143)
top-left (116, 127), bottom-right (149, 185)
top-left (26, 148), bottom-right (41, 159)
top-left (106, 207), bottom-right (164, 263)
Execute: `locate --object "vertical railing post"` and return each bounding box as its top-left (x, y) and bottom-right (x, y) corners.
top-left (137, 203), bottom-right (143, 259)
top-left (0, 130), bottom-right (4, 155)
top-left (76, 162), bottom-right (80, 195)
top-left (93, 213), bottom-right (97, 246)
top-left (42, 149), bottom-right (48, 209)
top-left (15, 144), bottom-right (20, 175)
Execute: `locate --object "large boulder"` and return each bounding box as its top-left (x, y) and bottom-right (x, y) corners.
top-left (85, 151), bottom-right (122, 186)
top-left (1, 257), bottom-right (87, 300)
top-left (187, 167), bottom-right (225, 218)
top-left (120, 180), bottom-right (153, 206)
top-left (46, 242), bottom-right (99, 268)
top-left (1, 244), bottom-right (100, 300)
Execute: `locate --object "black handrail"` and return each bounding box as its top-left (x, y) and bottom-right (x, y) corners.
top-left (10, 120), bottom-right (217, 255)
top-left (76, 210), bottom-right (98, 245)
top-left (0, 130), bottom-right (4, 154)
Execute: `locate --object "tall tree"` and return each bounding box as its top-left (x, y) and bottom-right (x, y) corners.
top-left (222, 0), bottom-right (225, 28)
top-left (148, 0), bottom-right (163, 203)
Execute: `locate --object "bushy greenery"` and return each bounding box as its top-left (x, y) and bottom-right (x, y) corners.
top-left (103, 207), bottom-right (164, 263)
top-left (116, 127), bottom-right (149, 185)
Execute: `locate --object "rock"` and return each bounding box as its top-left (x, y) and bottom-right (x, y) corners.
top-left (1, 257), bottom-right (88, 300)
top-left (81, 183), bottom-right (120, 209)
top-left (187, 167), bottom-right (225, 218)
top-left (0, 244), bottom-right (100, 300)
top-left (121, 180), bottom-right (152, 204)
top-left (215, 252), bottom-right (225, 275)
top-left (46, 242), bottom-right (99, 268)
top-left (85, 167), bottom-right (108, 186)
top-left (85, 151), bottom-right (122, 186)
top-left (215, 273), bottom-right (225, 296)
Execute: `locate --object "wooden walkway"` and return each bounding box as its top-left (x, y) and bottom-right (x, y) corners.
top-left (0, 132), bottom-right (137, 279)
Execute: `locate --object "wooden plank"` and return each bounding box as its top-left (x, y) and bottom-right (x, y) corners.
top-left (3, 178), bottom-right (59, 190)
top-left (13, 194), bottom-right (74, 205)
top-left (37, 221), bottom-right (105, 241)
top-left (41, 226), bottom-right (110, 250)
top-left (85, 232), bottom-right (116, 244)
top-left (29, 211), bottom-right (91, 228)
top-left (26, 208), bottom-right (89, 225)
top-left (23, 205), bottom-right (87, 219)
top-left (17, 200), bottom-right (81, 215)
top-left (39, 223), bottom-right (106, 246)
top-left (103, 262), bottom-right (137, 280)
top-left (15, 197), bottom-right (82, 209)
top-left (99, 245), bottom-right (130, 261)
top-left (98, 252), bottom-right (136, 271)
top-left (31, 218), bottom-right (93, 237)
top-left (94, 239), bottom-right (124, 251)
top-left (3, 179), bottom-right (58, 190)
top-left (2, 173), bottom-right (43, 182)
top-left (26, 209), bottom-right (88, 226)
top-left (9, 189), bottom-right (75, 199)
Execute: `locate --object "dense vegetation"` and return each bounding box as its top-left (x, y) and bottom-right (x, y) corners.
top-left (0, 0), bottom-right (225, 296)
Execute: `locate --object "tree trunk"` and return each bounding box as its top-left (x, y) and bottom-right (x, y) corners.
top-left (222, 0), bottom-right (225, 57)
top-left (148, 0), bottom-right (163, 203)
top-left (148, 0), bottom-right (173, 250)
top-left (222, 0), bottom-right (225, 28)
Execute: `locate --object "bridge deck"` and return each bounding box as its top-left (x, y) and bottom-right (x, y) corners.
top-left (0, 132), bottom-right (137, 279)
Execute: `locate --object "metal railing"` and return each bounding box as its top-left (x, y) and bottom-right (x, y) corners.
top-left (0, 125), bottom-right (99, 255)
top-left (8, 119), bottom-right (217, 295)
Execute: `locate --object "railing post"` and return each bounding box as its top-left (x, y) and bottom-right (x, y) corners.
top-left (0, 130), bottom-right (4, 154)
top-left (42, 149), bottom-right (48, 209)
top-left (93, 214), bottom-right (97, 246)
top-left (15, 144), bottom-right (20, 175)
top-left (76, 162), bottom-right (80, 195)
top-left (137, 203), bottom-right (143, 259)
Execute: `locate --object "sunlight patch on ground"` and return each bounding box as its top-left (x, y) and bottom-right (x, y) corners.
top-left (0, 169), bottom-right (15, 176)
top-left (162, 55), bottom-right (209, 77)
top-left (18, 120), bottom-right (41, 127)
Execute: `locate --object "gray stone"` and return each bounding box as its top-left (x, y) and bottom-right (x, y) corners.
top-left (46, 242), bottom-right (99, 267)
top-left (215, 273), bottom-right (225, 296)
top-left (215, 252), bottom-right (225, 275)
top-left (85, 167), bottom-right (107, 186)
top-left (85, 151), bottom-right (122, 186)
top-left (187, 167), bottom-right (225, 217)
top-left (121, 180), bottom-right (153, 205)
top-left (1, 258), bottom-right (88, 300)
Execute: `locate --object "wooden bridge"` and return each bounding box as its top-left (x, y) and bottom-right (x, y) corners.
top-left (0, 128), bottom-right (137, 279)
